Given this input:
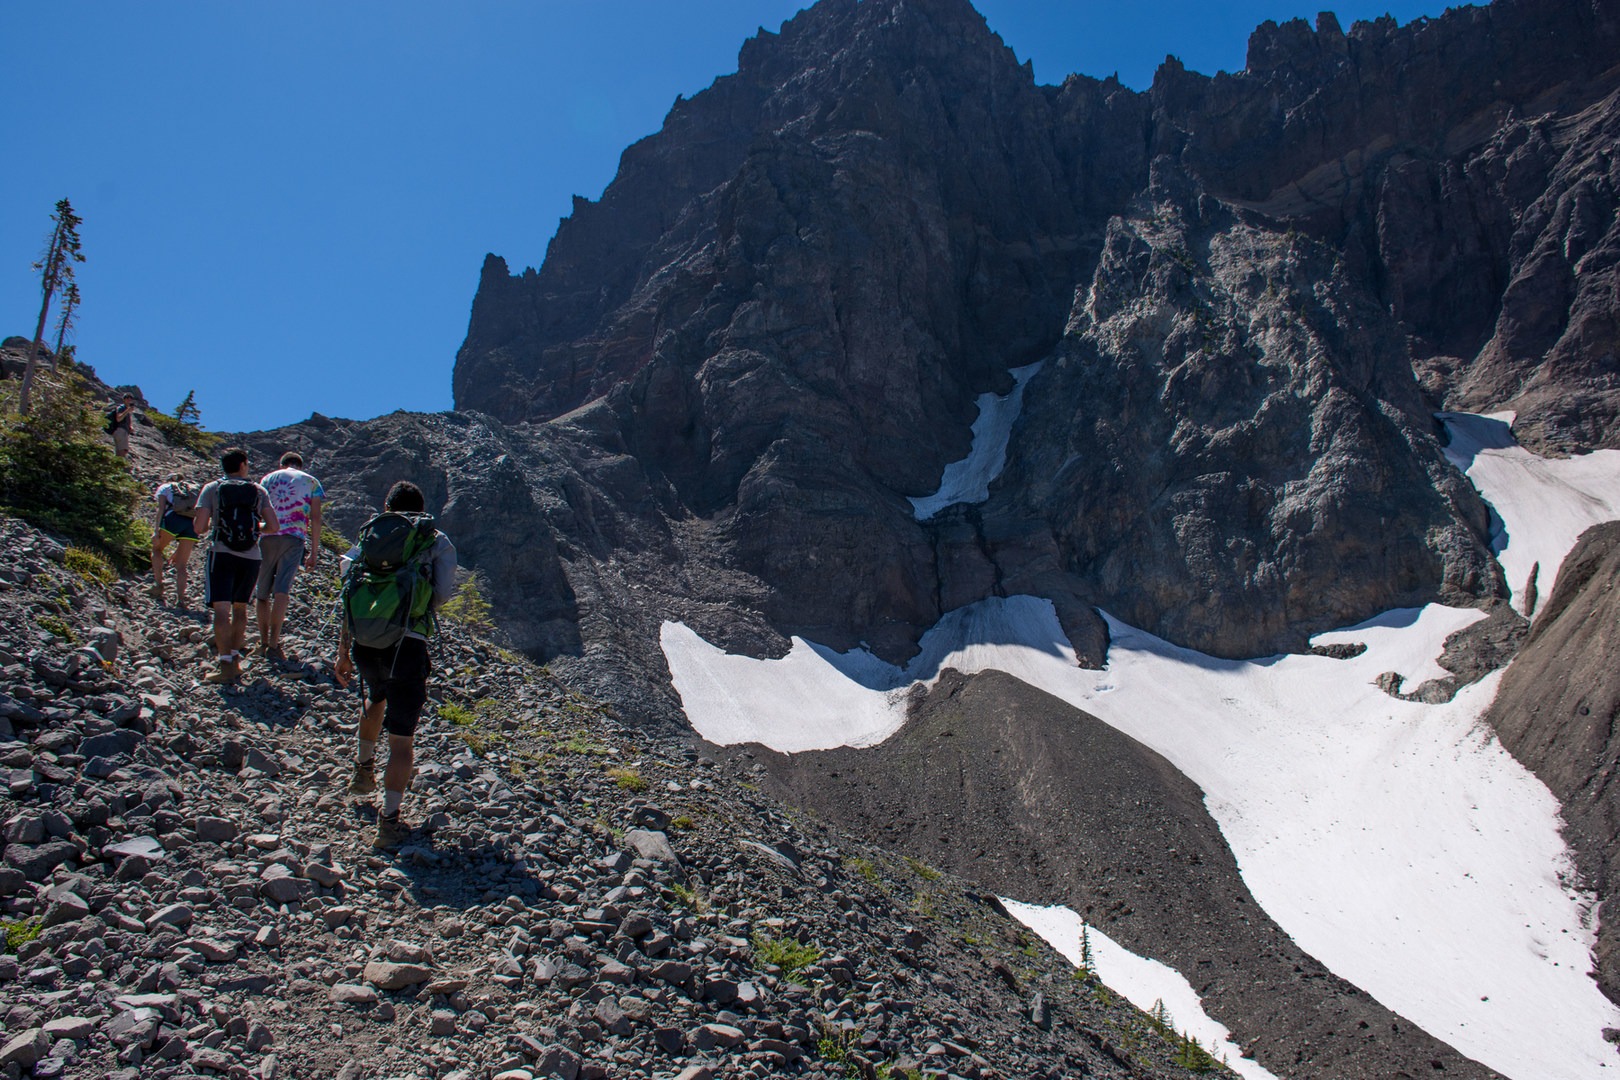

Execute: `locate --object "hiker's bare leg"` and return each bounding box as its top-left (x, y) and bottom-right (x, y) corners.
top-left (172, 540), bottom-right (195, 608)
top-left (255, 599), bottom-right (271, 646)
top-left (230, 605), bottom-right (251, 654)
top-left (358, 698), bottom-right (386, 744)
top-left (211, 602), bottom-right (234, 657)
top-left (150, 534), bottom-right (170, 590)
top-left (383, 734), bottom-right (414, 803)
top-left (265, 592), bottom-right (291, 646)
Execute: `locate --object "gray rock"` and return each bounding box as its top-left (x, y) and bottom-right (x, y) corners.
top-left (329, 983), bottom-right (379, 1006)
top-left (0, 1028), bottom-right (47, 1068)
top-left (623, 829), bottom-right (677, 865)
top-left (148, 903), bottom-right (193, 929)
top-left (362, 960), bottom-right (433, 991)
top-left (195, 816), bottom-right (237, 842)
top-left (4, 840), bottom-right (76, 881)
top-left (79, 729), bottom-right (143, 761)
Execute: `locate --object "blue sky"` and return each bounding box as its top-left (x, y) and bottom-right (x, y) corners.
top-left (2, 0), bottom-right (1449, 434)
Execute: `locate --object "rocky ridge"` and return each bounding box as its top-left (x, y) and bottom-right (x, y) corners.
top-left (1486, 520), bottom-right (1620, 1002)
top-left (0, 496), bottom-right (1231, 1080)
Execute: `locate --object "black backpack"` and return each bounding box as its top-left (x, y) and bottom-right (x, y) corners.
top-left (213, 479), bottom-right (261, 552)
top-left (104, 406), bottom-right (120, 435)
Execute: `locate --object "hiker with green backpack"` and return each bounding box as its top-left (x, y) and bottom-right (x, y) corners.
top-left (331, 480), bottom-right (457, 849)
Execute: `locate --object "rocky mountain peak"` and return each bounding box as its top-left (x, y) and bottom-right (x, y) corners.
top-left (305, 0), bottom-right (1620, 707)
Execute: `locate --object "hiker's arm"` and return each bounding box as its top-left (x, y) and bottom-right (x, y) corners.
top-left (191, 506), bottom-right (211, 538)
top-left (428, 536), bottom-right (458, 611)
top-left (333, 621), bottom-right (353, 687)
top-left (259, 492), bottom-right (280, 535)
top-left (305, 497), bottom-right (323, 569)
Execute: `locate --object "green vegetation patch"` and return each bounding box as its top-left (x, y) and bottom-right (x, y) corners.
top-left (0, 373), bottom-right (146, 565)
top-left (319, 525), bottom-right (351, 555)
top-left (146, 408), bottom-right (221, 455)
top-left (2, 917), bottom-right (41, 951)
top-left (751, 932), bottom-right (822, 980)
top-left (65, 545), bottom-right (116, 586)
top-left (438, 573), bottom-right (495, 634)
top-left (605, 766), bottom-right (647, 793)
top-left (37, 614), bottom-right (76, 643)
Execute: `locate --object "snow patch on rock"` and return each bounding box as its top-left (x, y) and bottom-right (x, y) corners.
top-left (909, 362), bottom-right (1042, 520)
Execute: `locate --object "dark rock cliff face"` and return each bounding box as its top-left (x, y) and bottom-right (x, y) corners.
top-left (242, 1), bottom-right (1620, 1074)
top-left (443, 0), bottom-right (1619, 672)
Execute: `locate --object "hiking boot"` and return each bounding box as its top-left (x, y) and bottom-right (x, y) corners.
top-left (203, 657), bottom-right (241, 685)
top-left (374, 812), bottom-right (407, 849)
top-left (349, 760), bottom-right (378, 795)
top-left (266, 642), bottom-right (288, 663)
top-left (149, 583), bottom-right (164, 602)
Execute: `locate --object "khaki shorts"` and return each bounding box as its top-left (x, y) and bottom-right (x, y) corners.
top-left (254, 535), bottom-right (305, 599)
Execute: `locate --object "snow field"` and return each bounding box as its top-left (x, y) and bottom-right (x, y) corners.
top-left (909, 361), bottom-right (1042, 520)
top-left (662, 412), bottom-right (1620, 1078)
top-left (1440, 411), bottom-right (1620, 616)
top-left (999, 899), bottom-right (1282, 1080)
top-left (665, 596), bottom-right (1617, 1078)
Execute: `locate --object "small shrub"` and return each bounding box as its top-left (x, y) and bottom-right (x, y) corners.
top-left (453, 726), bottom-right (502, 756)
top-left (817, 1026), bottom-right (850, 1063)
top-left (2, 917), bottom-right (41, 951)
top-left (438, 702), bottom-right (477, 727)
top-left (558, 734), bottom-right (610, 756)
top-left (1173, 1031), bottom-right (1219, 1072)
top-left (606, 766), bottom-right (647, 793)
top-left (0, 371), bottom-right (145, 565)
top-left (905, 856), bottom-right (940, 881)
top-left (146, 408), bottom-right (221, 455)
top-left (319, 525), bottom-right (351, 555)
top-left (752, 933), bottom-right (822, 980)
top-left (670, 815), bottom-right (695, 831)
top-left (37, 614), bottom-right (75, 642)
top-left (846, 857), bottom-right (880, 886)
top-left (669, 882), bottom-right (708, 913)
top-left (439, 573), bottom-right (495, 634)
top-left (65, 545), bottom-right (116, 586)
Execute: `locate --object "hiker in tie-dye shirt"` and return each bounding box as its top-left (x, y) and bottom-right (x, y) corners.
top-left (254, 451), bottom-right (325, 660)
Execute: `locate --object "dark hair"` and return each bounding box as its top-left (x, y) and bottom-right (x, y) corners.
top-left (279, 451), bottom-right (304, 468)
top-left (384, 481), bottom-right (425, 513)
top-left (221, 447), bottom-right (249, 474)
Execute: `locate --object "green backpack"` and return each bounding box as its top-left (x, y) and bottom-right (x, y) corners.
top-left (342, 511), bottom-right (439, 649)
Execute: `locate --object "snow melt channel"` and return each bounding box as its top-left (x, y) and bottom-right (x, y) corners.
top-left (662, 596), bottom-right (1620, 1079)
top-left (909, 361), bottom-right (1042, 520)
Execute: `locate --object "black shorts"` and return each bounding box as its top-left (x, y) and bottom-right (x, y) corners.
top-left (205, 550), bottom-right (260, 606)
top-left (158, 511), bottom-right (200, 542)
top-left (352, 637), bottom-right (431, 738)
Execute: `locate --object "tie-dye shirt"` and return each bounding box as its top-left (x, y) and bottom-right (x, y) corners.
top-left (259, 468), bottom-right (324, 542)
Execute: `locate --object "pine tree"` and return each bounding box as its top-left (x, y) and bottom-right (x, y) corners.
top-left (1079, 922), bottom-right (1095, 973)
top-left (174, 390), bottom-right (202, 427)
top-left (52, 281), bottom-right (80, 359)
top-left (22, 199), bottom-right (85, 415)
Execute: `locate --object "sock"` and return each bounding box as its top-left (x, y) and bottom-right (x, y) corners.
top-left (382, 790), bottom-right (403, 817)
top-left (357, 739), bottom-right (377, 765)
top-left (216, 654), bottom-right (232, 663)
